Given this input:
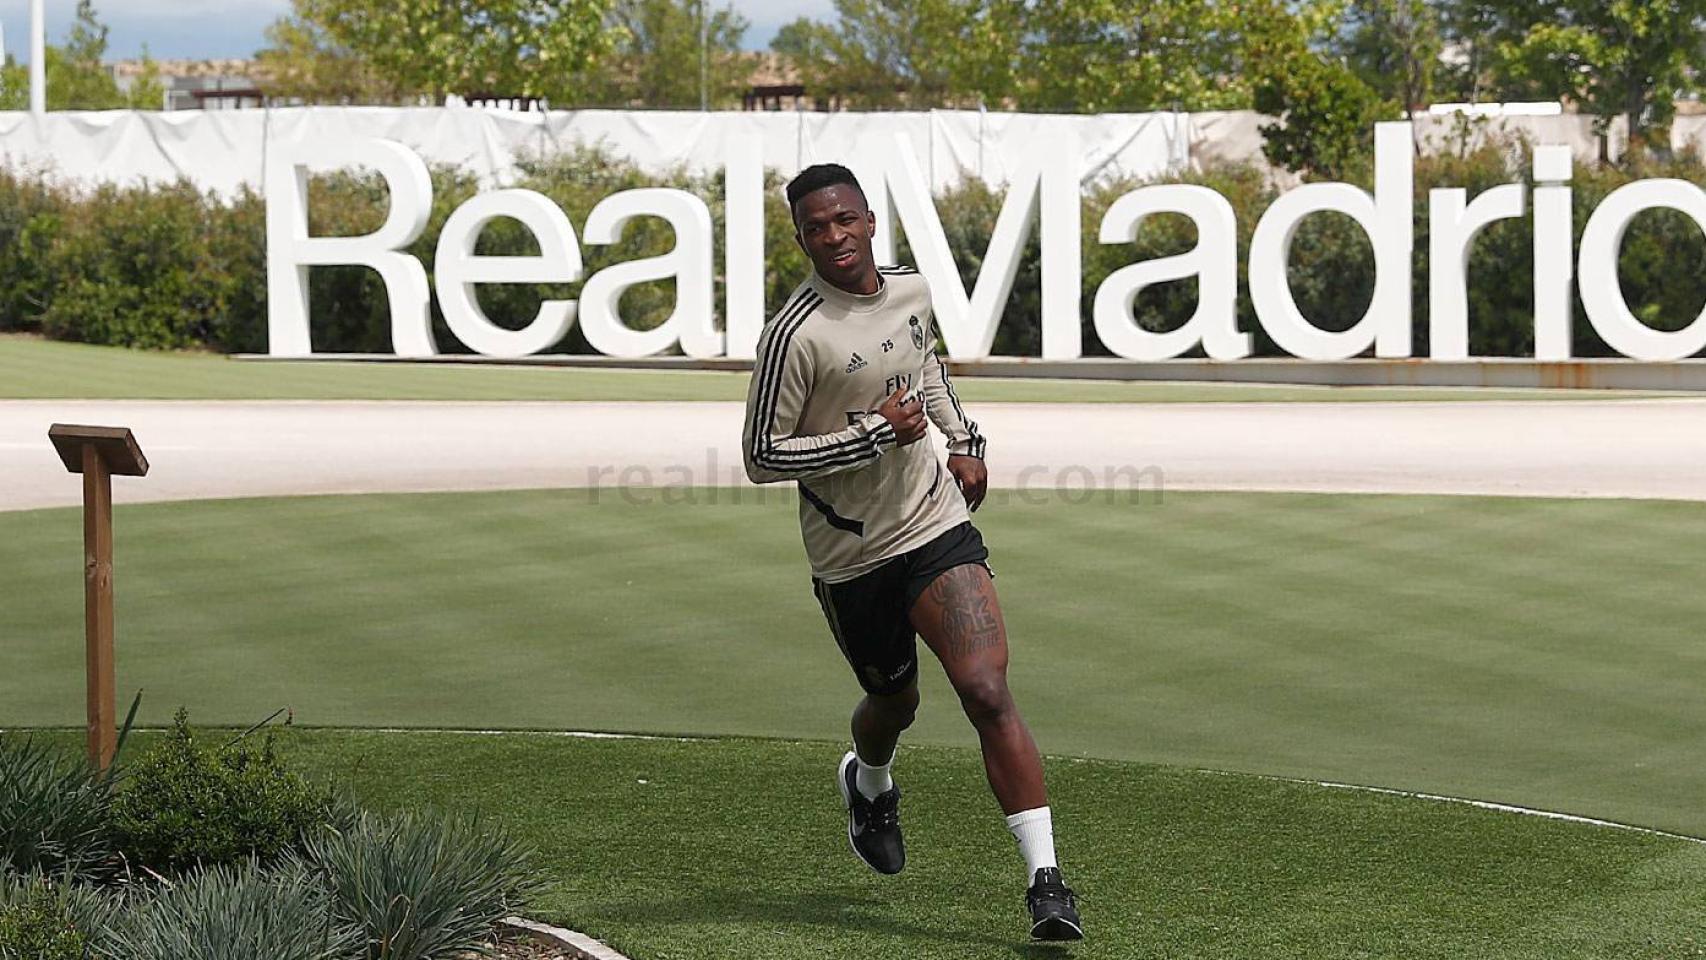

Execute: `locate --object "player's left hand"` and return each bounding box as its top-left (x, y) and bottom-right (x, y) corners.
top-left (947, 454), bottom-right (987, 512)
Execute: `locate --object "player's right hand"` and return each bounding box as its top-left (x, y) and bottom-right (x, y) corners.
top-left (876, 386), bottom-right (927, 446)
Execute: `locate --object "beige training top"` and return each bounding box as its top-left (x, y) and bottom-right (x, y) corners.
top-left (742, 265), bottom-right (987, 583)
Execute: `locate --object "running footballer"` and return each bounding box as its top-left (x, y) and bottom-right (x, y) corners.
top-left (741, 163), bottom-right (1083, 942)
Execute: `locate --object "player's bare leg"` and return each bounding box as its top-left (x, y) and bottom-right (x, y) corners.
top-left (852, 683), bottom-right (918, 770)
top-left (837, 683), bottom-right (917, 876)
top-left (911, 561), bottom-right (1083, 940)
top-left (910, 563), bottom-right (1044, 812)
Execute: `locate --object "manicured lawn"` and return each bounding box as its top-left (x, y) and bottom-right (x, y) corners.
top-left (0, 334), bottom-right (1667, 402)
top-left (5, 489), bottom-right (1706, 839)
top-left (22, 728), bottom-right (1706, 960)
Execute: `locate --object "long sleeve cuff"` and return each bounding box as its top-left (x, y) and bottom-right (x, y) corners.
top-left (948, 435), bottom-right (987, 459)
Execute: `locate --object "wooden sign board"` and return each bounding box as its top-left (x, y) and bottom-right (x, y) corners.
top-left (49, 424), bottom-right (149, 477)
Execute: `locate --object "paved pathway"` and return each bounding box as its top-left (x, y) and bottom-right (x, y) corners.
top-left (4, 399), bottom-right (1706, 511)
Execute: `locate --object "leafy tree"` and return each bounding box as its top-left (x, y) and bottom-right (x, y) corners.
top-left (1247, 0), bottom-right (1395, 178)
top-left (124, 48), bottom-right (166, 110)
top-left (256, 0), bottom-right (615, 103)
top-left (770, 0), bottom-right (1357, 114)
top-left (770, 0), bottom-right (1023, 109)
top-left (581, 0), bottom-right (749, 108)
top-left (1014, 0), bottom-right (1262, 112)
top-left (1338, 0), bottom-right (1442, 121)
top-left (0, 1), bottom-right (165, 110)
top-left (1477, 0), bottom-right (1706, 146)
top-left (254, 12), bottom-right (403, 103)
top-left (1433, 0), bottom-right (1503, 101)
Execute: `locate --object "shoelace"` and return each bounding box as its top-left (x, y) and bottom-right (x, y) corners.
top-left (867, 792), bottom-right (901, 831)
top-left (1030, 876), bottom-right (1077, 907)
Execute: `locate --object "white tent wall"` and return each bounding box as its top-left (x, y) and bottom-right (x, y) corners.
top-left (0, 106), bottom-right (1658, 199)
top-left (0, 107), bottom-right (1186, 198)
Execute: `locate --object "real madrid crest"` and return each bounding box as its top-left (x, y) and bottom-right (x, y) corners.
top-left (908, 315), bottom-right (925, 351)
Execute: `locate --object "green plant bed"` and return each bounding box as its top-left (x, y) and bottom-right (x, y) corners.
top-left (0, 722), bottom-right (541, 960)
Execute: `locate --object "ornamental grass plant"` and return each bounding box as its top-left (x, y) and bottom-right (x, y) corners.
top-left (0, 716), bottom-right (543, 960)
top-left (300, 810), bottom-right (541, 960)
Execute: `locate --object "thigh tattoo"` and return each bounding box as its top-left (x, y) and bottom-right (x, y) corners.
top-left (925, 565), bottom-right (1003, 658)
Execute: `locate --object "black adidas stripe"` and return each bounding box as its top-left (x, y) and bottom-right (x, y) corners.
top-left (760, 422), bottom-right (893, 474)
top-left (750, 291), bottom-right (889, 474)
top-left (748, 289), bottom-right (822, 466)
top-left (752, 306), bottom-right (888, 471)
top-left (933, 351), bottom-right (985, 458)
top-left (750, 288), bottom-right (822, 463)
top-left (799, 483), bottom-right (865, 537)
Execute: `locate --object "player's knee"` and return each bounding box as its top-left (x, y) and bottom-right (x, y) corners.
top-left (868, 685), bottom-right (919, 728)
top-left (955, 674), bottom-right (1013, 727)
top-left (887, 685), bottom-right (921, 727)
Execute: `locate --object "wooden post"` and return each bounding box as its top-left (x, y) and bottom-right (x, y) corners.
top-left (49, 424), bottom-right (148, 772)
top-left (82, 444), bottom-right (115, 770)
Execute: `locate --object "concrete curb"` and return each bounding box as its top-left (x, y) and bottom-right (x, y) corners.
top-left (234, 353), bottom-right (1706, 392)
top-left (501, 916), bottom-right (634, 960)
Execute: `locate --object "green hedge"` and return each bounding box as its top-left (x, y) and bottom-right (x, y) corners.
top-left (2, 142), bottom-right (1703, 358)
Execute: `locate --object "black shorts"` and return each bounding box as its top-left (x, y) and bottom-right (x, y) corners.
top-left (810, 522), bottom-right (993, 696)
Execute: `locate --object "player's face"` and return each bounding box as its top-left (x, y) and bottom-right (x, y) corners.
top-left (793, 184), bottom-right (879, 294)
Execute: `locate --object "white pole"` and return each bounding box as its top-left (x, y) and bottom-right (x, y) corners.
top-left (1, 21), bottom-right (8, 64)
top-left (29, 0), bottom-right (44, 114)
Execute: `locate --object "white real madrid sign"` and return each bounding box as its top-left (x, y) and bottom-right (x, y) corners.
top-left (264, 122), bottom-right (1706, 364)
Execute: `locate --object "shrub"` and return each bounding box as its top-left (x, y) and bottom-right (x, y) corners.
top-left (301, 810), bottom-right (540, 960)
top-left (36, 181), bottom-right (227, 350)
top-left (0, 735), bottom-right (119, 881)
top-left (0, 870), bottom-right (122, 960)
top-left (0, 877), bottom-right (85, 960)
top-left (110, 708), bottom-right (334, 874)
top-left (0, 167), bottom-right (71, 333)
top-left (104, 859), bottom-right (356, 960)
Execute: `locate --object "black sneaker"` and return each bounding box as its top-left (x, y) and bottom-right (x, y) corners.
top-left (837, 751), bottom-right (904, 875)
top-left (1026, 867), bottom-right (1084, 941)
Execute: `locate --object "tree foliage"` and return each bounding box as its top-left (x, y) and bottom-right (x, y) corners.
top-left (1246, 0), bottom-right (1396, 179)
top-left (771, 0), bottom-right (1021, 108)
top-left (580, 0), bottom-right (749, 108)
top-left (771, 0), bottom-right (1379, 114)
top-left (1475, 0), bottom-right (1706, 143)
top-left (1338, 0), bottom-right (1443, 119)
top-left (0, 1), bottom-right (163, 111)
top-left (256, 0), bottom-right (615, 103)
top-left (1014, 0), bottom-right (1264, 112)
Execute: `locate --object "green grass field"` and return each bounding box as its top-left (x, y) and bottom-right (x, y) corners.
top-left (21, 727), bottom-right (1706, 959)
top-left (6, 488), bottom-right (1706, 841)
top-left (0, 334), bottom-right (1669, 403)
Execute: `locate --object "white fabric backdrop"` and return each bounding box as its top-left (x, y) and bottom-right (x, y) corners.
top-left (0, 106), bottom-right (1644, 197)
top-left (0, 107), bottom-right (1186, 197)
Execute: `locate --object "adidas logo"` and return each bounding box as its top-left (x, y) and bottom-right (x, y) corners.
top-left (845, 352), bottom-right (867, 373)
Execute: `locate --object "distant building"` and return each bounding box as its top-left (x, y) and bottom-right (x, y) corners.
top-left (741, 54), bottom-right (841, 112)
top-left (110, 58), bottom-right (262, 110)
top-left (102, 53), bottom-right (841, 113)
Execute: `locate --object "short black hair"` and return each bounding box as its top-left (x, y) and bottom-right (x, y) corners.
top-left (786, 163), bottom-right (866, 217)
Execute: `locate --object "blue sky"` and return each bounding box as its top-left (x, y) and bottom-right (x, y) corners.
top-left (0, 0), bottom-right (835, 61)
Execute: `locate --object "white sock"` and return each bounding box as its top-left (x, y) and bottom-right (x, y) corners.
top-left (854, 754), bottom-right (893, 800)
top-left (1005, 806), bottom-right (1058, 881)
